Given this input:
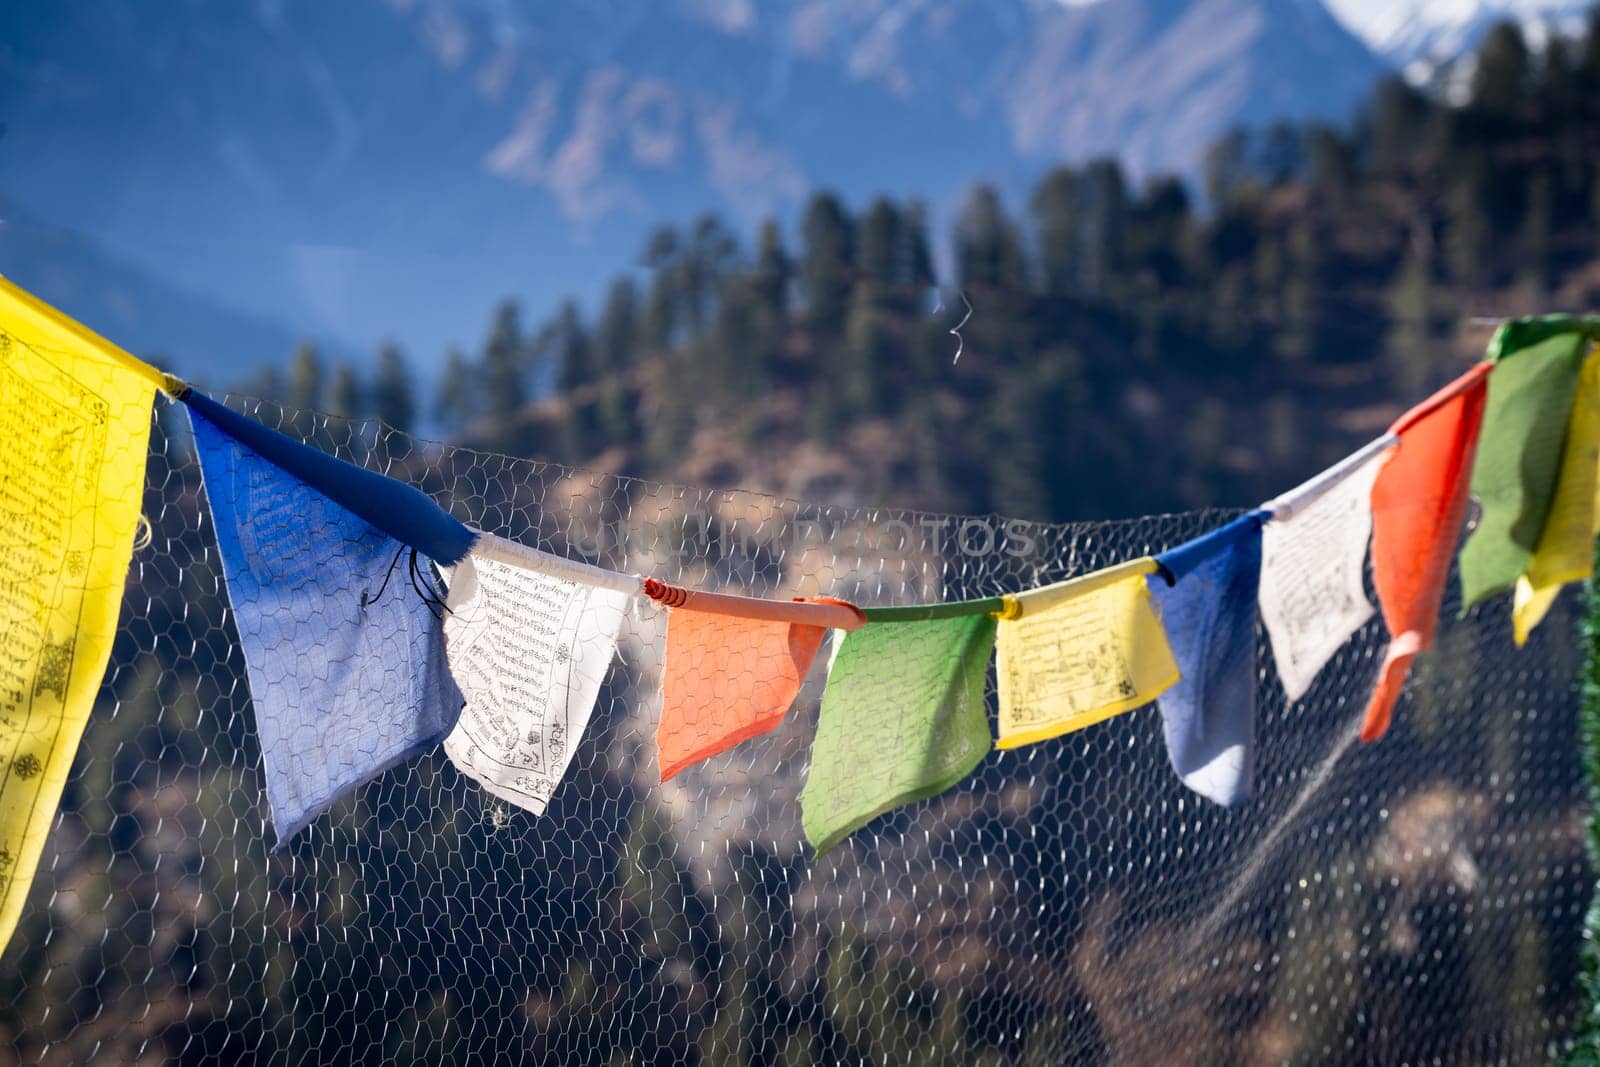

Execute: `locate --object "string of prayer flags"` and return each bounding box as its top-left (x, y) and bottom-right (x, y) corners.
top-left (1513, 349), bottom-right (1600, 644)
top-left (189, 407), bottom-right (463, 847)
top-left (1148, 512), bottom-right (1267, 807)
top-left (642, 578), bottom-right (867, 631)
top-left (994, 559), bottom-right (1179, 749)
top-left (0, 276), bottom-right (171, 956)
top-left (861, 597), bottom-right (1013, 622)
top-left (656, 597), bottom-right (861, 782)
top-left (441, 532), bottom-right (637, 814)
top-left (800, 610), bottom-right (995, 855)
top-left (1457, 328), bottom-right (1589, 609)
top-left (1363, 363), bottom-right (1492, 742)
top-left (1259, 436), bottom-right (1394, 702)
top-left (182, 391), bottom-right (475, 567)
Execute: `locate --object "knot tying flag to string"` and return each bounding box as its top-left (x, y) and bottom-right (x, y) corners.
top-left (643, 577), bottom-right (690, 608)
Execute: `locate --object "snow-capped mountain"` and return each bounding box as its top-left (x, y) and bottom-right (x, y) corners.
top-left (1324, 0), bottom-right (1592, 72)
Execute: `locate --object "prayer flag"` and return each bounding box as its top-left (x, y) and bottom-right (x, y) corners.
top-left (1148, 513), bottom-right (1266, 807)
top-left (1512, 349), bottom-right (1600, 644)
top-left (441, 534), bottom-right (635, 814)
top-left (995, 558), bottom-right (1179, 749)
top-left (1457, 330), bottom-right (1589, 608)
top-left (0, 277), bottom-right (166, 955)
top-left (1259, 438), bottom-right (1393, 701)
top-left (800, 614), bottom-right (994, 855)
top-left (190, 408), bottom-right (463, 846)
top-left (1363, 364), bottom-right (1491, 742)
top-left (657, 605), bottom-right (840, 782)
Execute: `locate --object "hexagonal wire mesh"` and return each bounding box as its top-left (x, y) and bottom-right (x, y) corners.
top-left (0, 396), bottom-right (1591, 1065)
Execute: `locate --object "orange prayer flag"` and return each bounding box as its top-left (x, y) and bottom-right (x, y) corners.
top-left (656, 598), bottom-right (849, 781)
top-left (1362, 363), bottom-right (1492, 742)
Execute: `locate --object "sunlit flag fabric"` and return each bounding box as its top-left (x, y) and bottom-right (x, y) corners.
top-left (1513, 347), bottom-right (1600, 644)
top-left (995, 558), bottom-right (1179, 749)
top-left (1258, 437), bottom-right (1393, 702)
top-left (0, 277), bottom-right (169, 956)
top-left (1362, 362), bottom-right (1491, 742)
top-left (1457, 328), bottom-right (1589, 609)
top-left (800, 612), bottom-right (994, 855)
top-left (1148, 512), bottom-right (1266, 807)
top-left (189, 407), bottom-right (463, 847)
top-left (183, 391), bottom-right (474, 567)
top-left (441, 532), bottom-right (635, 814)
top-left (656, 603), bottom-right (844, 782)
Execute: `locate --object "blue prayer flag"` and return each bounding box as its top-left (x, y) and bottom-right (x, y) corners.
top-left (189, 407), bottom-right (463, 847)
top-left (1149, 512), bottom-right (1266, 807)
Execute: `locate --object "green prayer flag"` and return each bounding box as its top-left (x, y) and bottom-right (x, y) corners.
top-left (1484, 315), bottom-right (1600, 362)
top-left (1459, 329), bottom-right (1590, 608)
top-left (800, 614), bottom-right (995, 855)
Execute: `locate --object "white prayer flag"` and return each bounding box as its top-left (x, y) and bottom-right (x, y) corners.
top-left (1259, 438), bottom-right (1394, 702)
top-left (441, 534), bottom-right (636, 814)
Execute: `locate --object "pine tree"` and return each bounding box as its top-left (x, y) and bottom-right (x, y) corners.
top-left (552, 300), bottom-right (591, 396)
top-left (1203, 129), bottom-right (1250, 205)
top-left (327, 364), bottom-right (365, 458)
top-left (954, 184), bottom-right (1024, 290)
top-left (1305, 125), bottom-right (1356, 200)
top-left (328, 364), bottom-right (361, 418)
top-left (902, 199), bottom-right (934, 289)
top-left (859, 198), bottom-right (903, 287)
top-left (1275, 218), bottom-right (1323, 363)
top-left (1031, 167), bottom-right (1081, 297)
top-left (371, 343), bottom-right (416, 434)
top-left (481, 300), bottom-right (527, 450)
top-left (682, 215), bottom-right (738, 338)
top-left (642, 226), bottom-right (682, 350)
top-left (1126, 177), bottom-right (1190, 289)
top-left (1079, 160), bottom-right (1127, 299)
top-left (799, 192), bottom-right (854, 334)
top-left (1519, 165), bottom-right (1555, 296)
top-left (1385, 240), bottom-right (1437, 395)
top-left (711, 276), bottom-right (767, 440)
top-left (752, 219), bottom-right (792, 323)
top-left (547, 300), bottom-right (595, 453)
top-left (593, 278), bottom-right (640, 444)
top-left (1260, 121), bottom-right (1303, 186)
top-left (1470, 21), bottom-right (1532, 120)
top-left (1445, 149), bottom-right (1496, 288)
top-left (842, 280), bottom-right (891, 415)
top-left (287, 342), bottom-right (324, 440)
top-left (1367, 76), bottom-right (1428, 176)
top-left (1581, 7), bottom-right (1600, 93)
top-left (435, 348), bottom-right (475, 434)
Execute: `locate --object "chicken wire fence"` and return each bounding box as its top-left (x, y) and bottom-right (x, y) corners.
top-left (0, 397), bottom-right (1592, 1065)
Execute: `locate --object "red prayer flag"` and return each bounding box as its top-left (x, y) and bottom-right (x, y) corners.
top-left (656, 597), bottom-right (854, 781)
top-left (1362, 362), bottom-right (1492, 742)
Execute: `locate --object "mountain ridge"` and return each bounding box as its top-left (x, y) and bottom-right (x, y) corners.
top-left (0, 0), bottom-right (1390, 376)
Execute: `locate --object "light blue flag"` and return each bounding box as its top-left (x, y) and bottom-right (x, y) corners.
top-left (189, 407), bottom-right (462, 848)
top-left (1149, 512), bottom-right (1266, 807)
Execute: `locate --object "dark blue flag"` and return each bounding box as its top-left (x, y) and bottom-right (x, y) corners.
top-left (1149, 512), bottom-right (1266, 807)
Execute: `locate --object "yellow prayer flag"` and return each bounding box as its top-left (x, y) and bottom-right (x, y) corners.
top-left (0, 276), bottom-right (165, 955)
top-left (1513, 347), bottom-right (1600, 646)
top-left (995, 557), bottom-right (1180, 749)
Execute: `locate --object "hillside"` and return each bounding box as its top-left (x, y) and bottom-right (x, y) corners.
top-left (272, 14), bottom-right (1600, 526)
